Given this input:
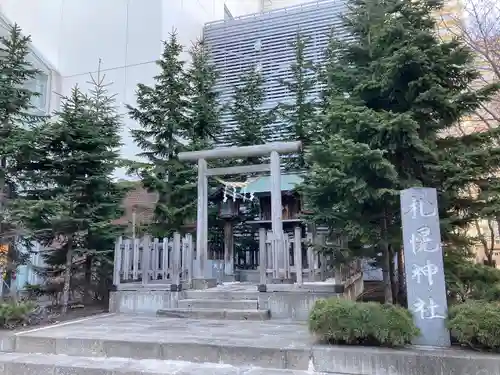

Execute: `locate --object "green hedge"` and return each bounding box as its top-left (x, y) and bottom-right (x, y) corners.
top-left (308, 298), bottom-right (419, 347)
top-left (445, 254), bottom-right (500, 302)
top-left (0, 301), bottom-right (36, 329)
top-left (447, 300), bottom-right (500, 351)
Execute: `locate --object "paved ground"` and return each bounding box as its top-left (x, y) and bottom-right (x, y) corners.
top-left (10, 313), bottom-right (500, 374)
top-left (0, 352), bottom-right (324, 375)
top-left (16, 313), bottom-right (313, 349)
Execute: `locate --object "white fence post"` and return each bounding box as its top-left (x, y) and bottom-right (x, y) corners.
top-left (284, 233), bottom-right (291, 280)
top-left (172, 232), bottom-right (181, 286)
top-left (184, 233), bottom-right (193, 285)
top-left (152, 237), bottom-right (159, 281)
top-left (132, 237), bottom-right (140, 280)
top-left (266, 231), bottom-right (272, 276)
top-left (259, 227), bottom-right (267, 285)
top-left (113, 237), bottom-right (123, 286)
top-left (142, 236), bottom-right (151, 285)
top-left (122, 238), bottom-right (131, 281)
top-left (167, 237), bottom-right (174, 281)
top-left (270, 232), bottom-right (278, 279)
top-left (294, 226), bottom-right (303, 285)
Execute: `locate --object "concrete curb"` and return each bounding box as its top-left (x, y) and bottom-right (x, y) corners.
top-left (12, 333), bottom-right (500, 374)
top-left (311, 345), bottom-right (500, 375)
top-left (13, 336), bottom-right (310, 370)
top-left (0, 333), bottom-right (15, 352)
top-left (0, 352), bottom-right (325, 375)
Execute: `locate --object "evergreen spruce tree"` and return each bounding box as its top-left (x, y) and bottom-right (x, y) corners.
top-left (227, 68), bottom-right (274, 164)
top-left (277, 33), bottom-right (317, 170)
top-left (184, 38), bottom-right (223, 221)
top-left (17, 74), bottom-right (124, 313)
top-left (128, 32), bottom-right (190, 236)
top-left (0, 24), bottom-right (45, 288)
top-left (82, 68), bottom-right (128, 299)
top-left (185, 39), bottom-right (224, 245)
top-left (225, 68), bottom-right (275, 267)
top-left (185, 39), bottom-right (222, 150)
top-left (302, 0), bottom-right (500, 303)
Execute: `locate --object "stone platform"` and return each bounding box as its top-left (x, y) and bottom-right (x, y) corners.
top-left (2, 313), bottom-right (500, 375)
top-left (12, 314), bottom-right (312, 366)
top-left (110, 280), bottom-right (363, 320)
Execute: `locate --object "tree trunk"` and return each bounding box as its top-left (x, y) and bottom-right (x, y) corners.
top-left (388, 246), bottom-right (398, 304)
top-left (474, 219), bottom-right (493, 266)
top-left (382, 245), bottom-right (394, 304)
top-left (0, 156), bottom-right (7, 299)
top-left (487, 219), bottom-right (496, 266)
top-left (61, 240), bottom-right (74, 315)
top-left (397, 248), bottom-right (406, 306)
top-left (381, 214), bottom-right (393, 304)
top-left (84, 255), bottom-right (93, 304)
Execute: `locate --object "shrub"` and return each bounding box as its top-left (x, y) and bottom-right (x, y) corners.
top-left (0, 301), bottom-right (37, 329)
top-left (447, 300), bottom-right (500, 351)
top-left (445, 254), bottom-right (500, 303)
top-left (24, 283), bottom-right (46, 300)
top-left (309, 298), bottom-right (419, 347)
top-left (482, 283), bottom-right (500, 302)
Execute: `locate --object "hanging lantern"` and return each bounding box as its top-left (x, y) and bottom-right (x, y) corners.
top-left (217, 177), bottom-right (257, 219)
top-left (219, 199), bottom-right (240, 219)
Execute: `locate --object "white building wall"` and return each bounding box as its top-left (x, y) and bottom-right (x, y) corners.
top-left (15, 242), bottom-right (46, 289)
top-left (226, 0), bottom-right (261, 16)
top-left (0, 0), bottom-right (262, 178)
top-left (262, 0), bottom-right (317, 11)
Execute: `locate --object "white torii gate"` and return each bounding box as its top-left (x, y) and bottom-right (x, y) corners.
top-left (178, 141), bottom-right (301, 283)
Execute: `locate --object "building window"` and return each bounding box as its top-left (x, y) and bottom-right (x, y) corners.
top-left (24, 73), bottom-right (48, 112)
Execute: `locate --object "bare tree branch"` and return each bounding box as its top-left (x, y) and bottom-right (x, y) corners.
top-left (442, 0), bottom-right (500, 124)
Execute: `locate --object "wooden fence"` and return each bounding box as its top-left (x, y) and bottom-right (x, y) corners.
top-left (113, 233), bottom-right (194, 286)
top-left (258, 228), bottom-right (361, 285)
top-left (113, 231), bottom-right (361, 287)
top-left (258, 227), bottom-right (322, 285)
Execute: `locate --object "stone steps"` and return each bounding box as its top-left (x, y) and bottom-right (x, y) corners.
top-left (0, 352), bottom-right (326, 375)
top-left (157, 307), bottom-right (270, 320)
top-left (178, 298), bottom-right (258, 310)
top-left (13, 330), bottom-right (309, 370)
top-left (7, 313), bottom-right (496, 375)
top-left (184, 290), bottom-right (260, 301)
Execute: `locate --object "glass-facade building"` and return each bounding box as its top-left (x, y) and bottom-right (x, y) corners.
top-left (0, 14), bottom-right (55, 117)
top-left (203, 0), bottom-right (346, 145)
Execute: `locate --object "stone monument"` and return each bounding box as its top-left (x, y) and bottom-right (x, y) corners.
top-left (400, 187), bottom-right (451, 347)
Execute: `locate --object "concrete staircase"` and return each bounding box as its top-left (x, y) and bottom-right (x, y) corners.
top-left (157, 289), bottom-right (271, 320)
top-left (0, 314), bottom-right (332, 374)
top-left (0, 312), bottom-right (491, 375)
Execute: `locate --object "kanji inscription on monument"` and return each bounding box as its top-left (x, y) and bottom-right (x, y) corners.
top-left (400, 187), bottom-right (450, 347)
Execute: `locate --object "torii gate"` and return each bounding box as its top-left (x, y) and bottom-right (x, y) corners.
top-left (178, 141), bottom-right (301, 284)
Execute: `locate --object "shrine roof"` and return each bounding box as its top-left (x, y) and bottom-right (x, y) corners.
top-left (246, 173), bottom-right (303, 194)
